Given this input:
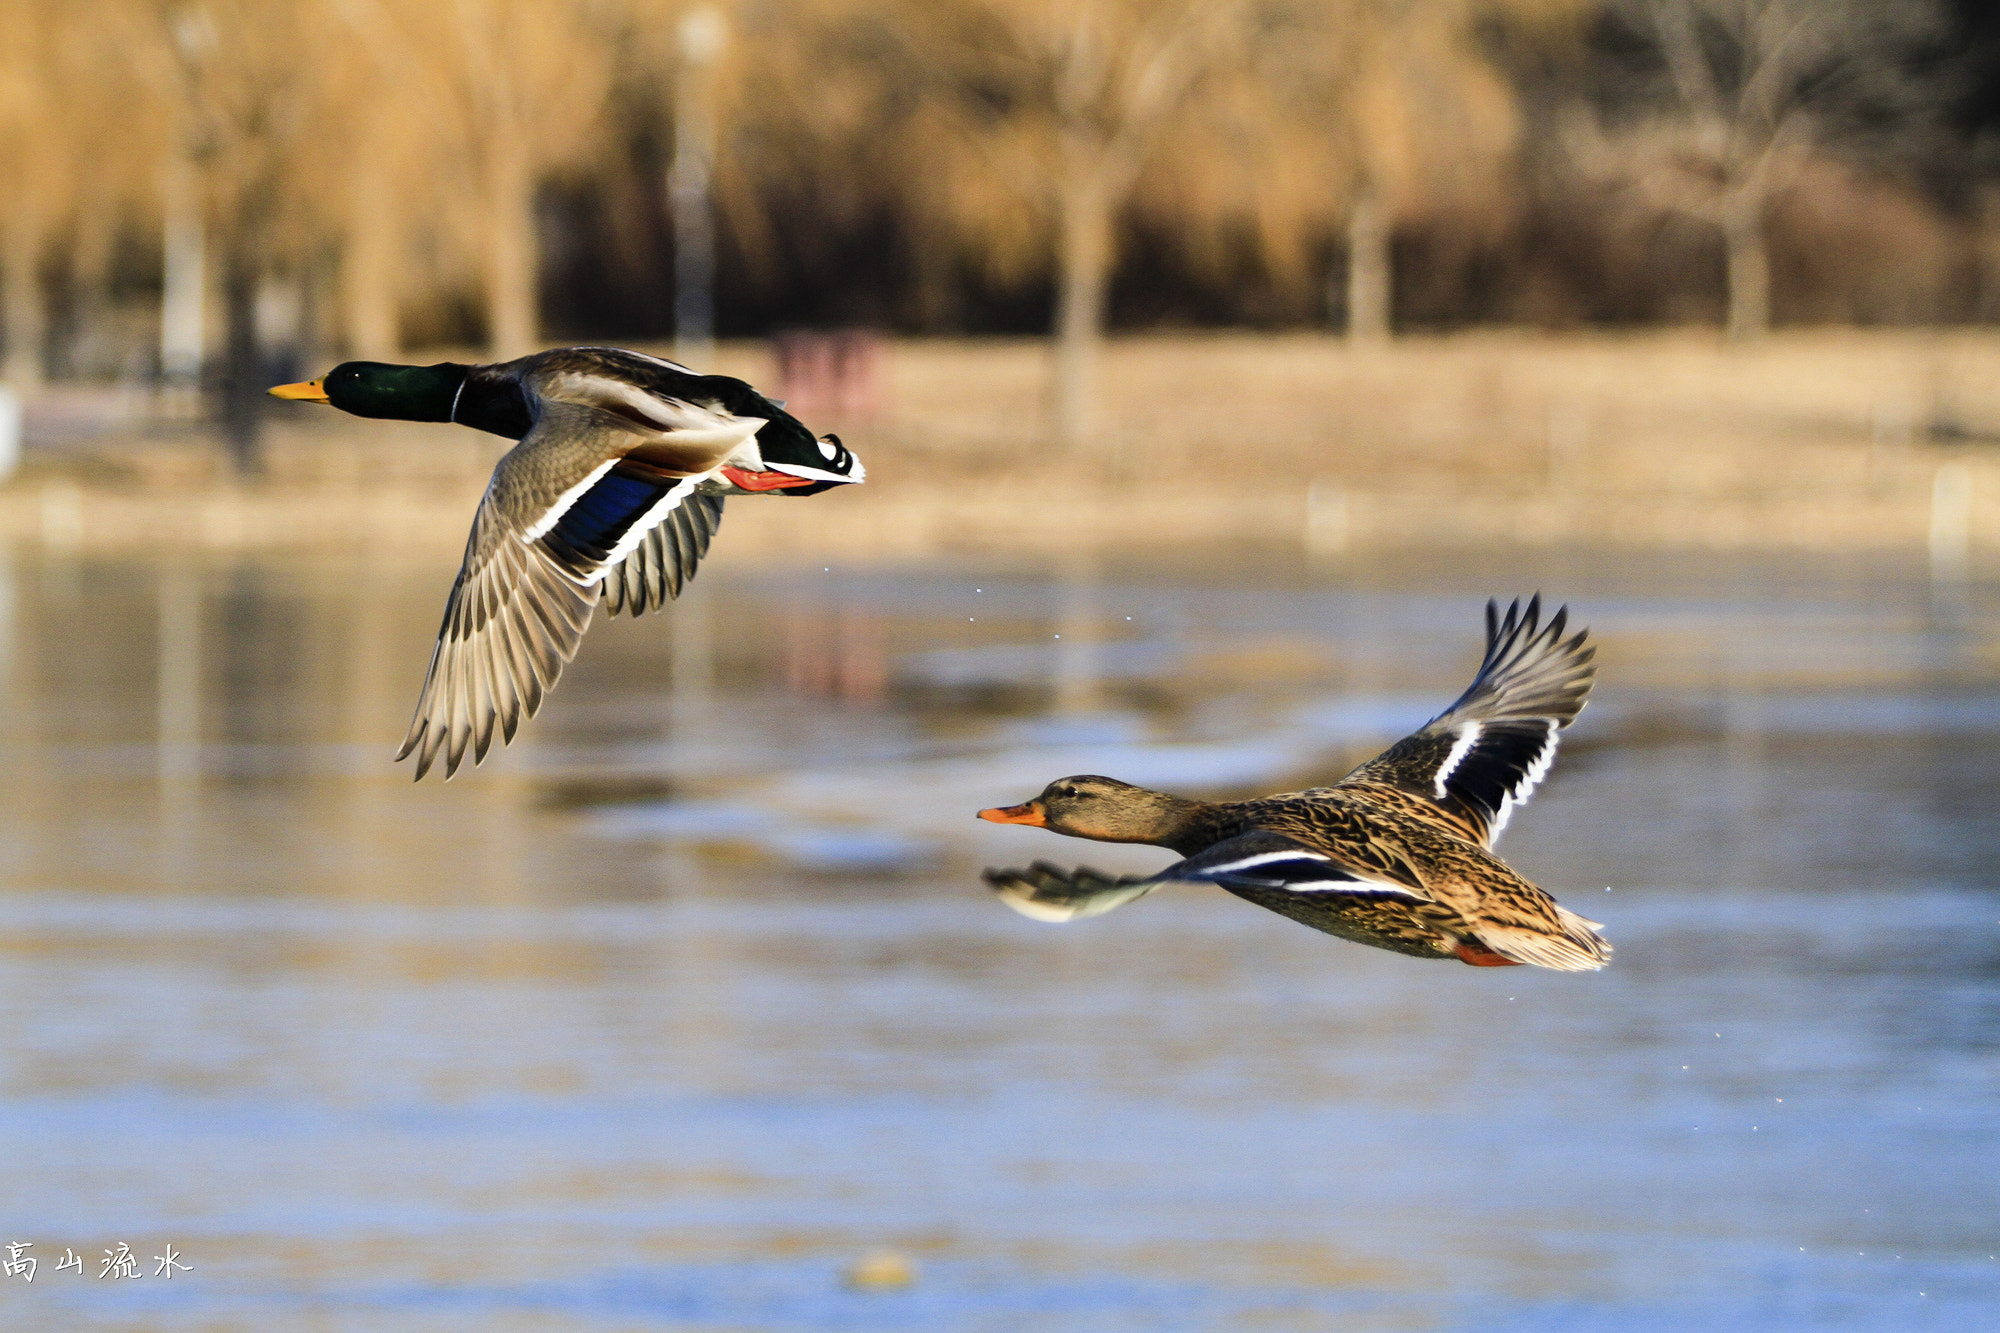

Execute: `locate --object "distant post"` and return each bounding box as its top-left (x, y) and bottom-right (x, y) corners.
top-left (161, 8), bottom-right (213, 410)
top-left (670, 6), bottom-right (725, 368)
top-left (1345, 186), bottom-right (1390, 345)
top-left (2, 210), bottom-right (47, 391)
top-left (0, 386), bottom-right (19, 484)
top-left (1929, 461), bottom-right (1973, 586)
top-left (160, 152), bottom-right (206, 400)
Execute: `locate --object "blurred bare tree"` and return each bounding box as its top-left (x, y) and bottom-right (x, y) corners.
top-left (0, 0), bottom-right (1989, 428)
top-left (668, 5), bottom-right (727, 364)
top-left (0, 2), bottom-right (152, 390)
top-left (761, 0), bottom-right (1550, 443)
top-left (0, 2), bottom-right (63, 389)
top-left (1572, 0), bottom-right (1950, 341)
top-left (326, 0), bottom-right (614, 362)
top-left (136, 0), bottom-right (337, 471)
top-left (323, 0), bottom-right (448, 362)
top-left (1245, 0), bottom-right (1551, 343)
top-left (716, 0), bottom-right (970, 327)
top-left (872, 0), bottom-right (1261, 448)
top-left (429, 0), bottom-right (615, 359)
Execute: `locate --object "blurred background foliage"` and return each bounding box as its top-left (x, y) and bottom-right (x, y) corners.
top-left (0, 0), bottom-right (1994, 404)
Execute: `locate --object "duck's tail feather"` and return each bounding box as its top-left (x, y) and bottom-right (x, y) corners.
top-left (1471, 905), bottom-right (1612, 972)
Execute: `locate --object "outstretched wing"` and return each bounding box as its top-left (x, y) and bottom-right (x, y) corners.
top-left (1340, 595), bottom-right (1595, 846)
top-left (598, 491), bottom-right (724, 617)
top-left (984, 829), bottom-right (1430, 924)
top-left (398, 412), bottom-right (730, 780)
top-left (396, 490), bottom-right (595, 782)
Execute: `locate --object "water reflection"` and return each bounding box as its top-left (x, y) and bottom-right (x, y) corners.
top-left (1052, 549), bottom-right (1104, 716)
top-left (1, 547), bottom-right (1997, 1331)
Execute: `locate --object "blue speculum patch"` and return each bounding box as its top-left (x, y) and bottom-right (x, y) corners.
top-left (549, 469), bottom-right (672, 564)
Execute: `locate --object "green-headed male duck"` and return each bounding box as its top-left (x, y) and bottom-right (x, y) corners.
top-left (272, 346), bottom-right (862, 779)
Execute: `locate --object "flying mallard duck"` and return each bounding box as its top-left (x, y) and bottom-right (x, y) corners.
top-left (271, 347), bottom-right (863, 779)
top-left (977, 596), bottom-right (1610, 970)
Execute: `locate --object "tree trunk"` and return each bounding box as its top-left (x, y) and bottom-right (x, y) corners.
top-left (1346, 187), bottom-right (1391, 345)
top-left (483, 139), bottom-right (538, 361)
top-left (220, 248), bottom-right (263, 475)
top-left (1722, 198), bottom-right (1769, 343)
top-left (1, 206), bottom-right (45, 390)
top-left (670, 35), bottom-right (719, 365)
top-left (1053, 167), bottom-right (1113, 451)
top-left (341, 157), bottom-right (399, 361)
top-left (160, 154), bottom-right (206, 388)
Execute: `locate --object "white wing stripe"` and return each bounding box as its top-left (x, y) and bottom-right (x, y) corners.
top-left (1490, 720), bottom-right (1559, 838)
top-left (1196, 867), bottom-right (1427, 901)
top-left (1265, 878), bottom-right (1419, 897)
top-left (1509, 720), bottom-right (1560, 803)
top-left (1199, 850), bottom-right (1332, 876)
top-left (1188, 851), bottom-right (1426, 900)
top-left (521, 458), bottom-right (620, 542)
top-left (1302, 882), bottom-right (1429, 900)
top-left (587, 476), bottom-right (705, 581)
top-left (1433, 720), bottom-right (1482, 798)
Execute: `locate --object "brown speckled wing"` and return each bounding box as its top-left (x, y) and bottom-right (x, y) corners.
top-left (1251, 800), bottom-right (1431, 892)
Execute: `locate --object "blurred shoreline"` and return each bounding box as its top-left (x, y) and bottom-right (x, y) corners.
top-left (4, 329), bottom-right (1997, 562)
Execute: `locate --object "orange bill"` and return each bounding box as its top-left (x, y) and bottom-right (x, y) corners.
top-left (267, 379), bottom-right (330, 402)
top-left (978, 801), bottom-right (1045, 826)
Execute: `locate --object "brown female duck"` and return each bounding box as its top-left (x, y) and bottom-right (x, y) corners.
top-left (977, 596), bottom-right (1610, 971)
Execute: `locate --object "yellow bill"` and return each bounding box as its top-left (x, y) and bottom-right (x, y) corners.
top-left (267, 379), bottom-right (330, 402)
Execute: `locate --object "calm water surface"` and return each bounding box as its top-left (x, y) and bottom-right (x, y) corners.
top-left (1, 545), bottom-right (1996, 1331)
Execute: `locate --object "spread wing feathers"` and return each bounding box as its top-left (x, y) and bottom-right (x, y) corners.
top-left (600, 492), bottom-right (724, 618)
top-left (983, 861), bottom-right (1164, 922)
top-left (398, 459), bottom-right (721, 780)
top-left (396, 496), bottom-right (596, 781)
top-left (1472, 904), bottom-right (1613, 972)
top-left (1342, 595), bottom-right (1596, 845)
top-left (533, 465), bottom-right (705, 581)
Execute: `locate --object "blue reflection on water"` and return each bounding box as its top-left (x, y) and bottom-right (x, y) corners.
top-left (1, 549), bottom-right (1997, 1331)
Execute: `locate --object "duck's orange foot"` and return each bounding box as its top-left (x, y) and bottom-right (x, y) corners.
top-left (1454, 941), bottom-right (1523, 967)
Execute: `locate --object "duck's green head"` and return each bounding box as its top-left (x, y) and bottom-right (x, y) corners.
top-left (269, 362), bottom-right (469, 422)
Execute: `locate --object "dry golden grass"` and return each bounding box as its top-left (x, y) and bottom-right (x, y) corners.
top-left (771, 327), bottom-right (2000, 557)
top-left (5, 328), bottom-right (1998, 560)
